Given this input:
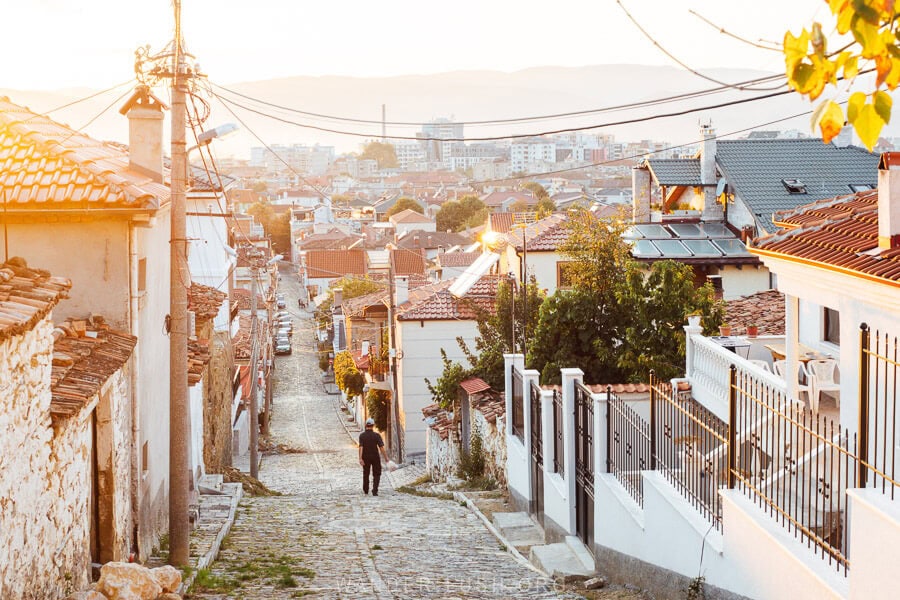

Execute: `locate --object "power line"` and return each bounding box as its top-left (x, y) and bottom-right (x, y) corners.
top-left (211, 87), bottom-right (795, 142)
top-left (209, 72), bottom-right (787, 128)
top-left (616, 0), bottom-right (785, 91)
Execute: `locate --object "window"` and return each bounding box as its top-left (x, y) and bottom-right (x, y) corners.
top-left (557, 261), bottom-right (578, 289)
top-left (824, 307), bottom-right (840, 345)
top-left (849, 184), bottom-right (874, 192)
top-left (138, 258), bottom-right (147, 292)
top-left (142, 441), bottom-right (149, 477)
top-left (781, 178), bottom-right (807, 194)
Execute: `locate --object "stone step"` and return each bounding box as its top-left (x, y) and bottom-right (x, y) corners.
top-left (529, 541), bottom-right (595, 580)
top-left (198, 473), bottom-right (224, 492)
top-left (491, 512), bottom-right (544, 548)
top-left (564, 535), bottom-right (596, 572)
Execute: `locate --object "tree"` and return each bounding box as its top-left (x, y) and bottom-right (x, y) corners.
top-left (331, 194), bottom-right (353, 207)
top-left (425, 350), bottom-right (469, 410)
top-left (436, 195), bottom-right (486, 232)
top-left (251, 180), bottom-right (267, 193)
top-left (535, 196), bottom-right (556, 217)
top-left (509, 199), bottom-right (531, 213)
top-left (385, 197), bottom-right (424, 218)
top-left (246, 201), bottom-right (274, 231)
top-left (615, 261), bottom-right (724, 381)
top-left (268, 212), bottom-right (291, 256)
top-left (457, 277), bottom-right (544, 389)
top-left (315, 276), bottom-right (385, 327)
top-left (366, 389), bottom-right (391, 431)
top-left (786, 3), bottom-right (897, 148)
top-left (360, 141), bottom-right (398, 168)
top-left (522, 182), bottom-right (549, 200)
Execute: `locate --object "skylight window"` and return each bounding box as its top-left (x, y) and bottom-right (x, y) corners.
top-left (782, 178), bottom-right (807, 194)
top-left (849, 184), bottom-right (874, 192)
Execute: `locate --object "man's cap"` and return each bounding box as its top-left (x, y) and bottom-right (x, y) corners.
top-left (365, 418), bottom-right (375, 426)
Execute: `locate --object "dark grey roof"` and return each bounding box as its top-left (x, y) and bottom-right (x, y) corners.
top-left (396, 231), bottom-right (472, 250)
top-left (715, 139), bottom-right (878, 233)
top-left (647, 159), bottom-right (701, 185)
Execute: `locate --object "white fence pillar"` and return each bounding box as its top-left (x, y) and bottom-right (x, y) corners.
top-left (684, 324), bottom-right (702, 378)
top-left (560, 367), bottom-right (583, 535)
top-left (503, 353), bottom-right (524, 438)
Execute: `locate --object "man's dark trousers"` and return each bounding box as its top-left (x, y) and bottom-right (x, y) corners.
top-left (363, 459), bottom-right (382, 494)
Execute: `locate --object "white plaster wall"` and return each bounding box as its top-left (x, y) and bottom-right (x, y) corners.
top-left (189, 382), bottom-right (205, 486)
top-left (395, 221), bottom-right (436, 238)
top-left (2, 221), bottom-right (131, 327)
top-left (135, 211), bottom-right (173, 555)
top-left (0, 319), bottom-right (91, 599)
top-left (719, 264), bottom-right (771, 300)
top-left (500, 246), bottom-right (563, 296)
top-left (107, 368), bottom-right (134, 562)
top-left (425, 428), bottom-right (458, 482)
top-left (847, 488), bottom-right (900, 600)
top-left (474, 410), bottom-right (507, 486)
top-left (396, 318), bottom-right (478, 456)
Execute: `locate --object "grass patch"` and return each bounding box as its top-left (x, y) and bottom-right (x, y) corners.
top-left (371, 544), bottom-right (382, 550)
top-left (410, 472), bottom-right (433, 486)
top-left (190, 568), bottom-right (238, 593)
top-left (448, 475), bottom-right (498, 491)
top-left (277, 574), bottom-right (298, 588)
top-left (396, 485), bottom-right (454, 500)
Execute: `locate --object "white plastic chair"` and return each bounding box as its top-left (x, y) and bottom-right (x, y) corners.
top-left (749, 359), bottom-right (771, 373)
top-left (806, 359), bottom-right (840, 414)
top-left (773, 359), bottom-right (812, 408)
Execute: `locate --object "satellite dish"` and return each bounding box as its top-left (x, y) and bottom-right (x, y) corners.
top-left (715, 179), bottom-right (727, 197)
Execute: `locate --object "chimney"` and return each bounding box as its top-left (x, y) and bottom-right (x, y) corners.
top-left (700, 122), bottom-right (724, 221)
top-left (394, 276), bottom-right (409, 305)
top-left (119, 85), bottom-right (167, 183)
top-left (632, 166), bottom-right (651, 223)
top-left (333, 288), bottom-right (343, 309)
top-left (878, 153), bottom-right (900, 249)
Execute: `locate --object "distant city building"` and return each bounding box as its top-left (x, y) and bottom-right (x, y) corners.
top-left (250, 144), bottom-right (335, 174)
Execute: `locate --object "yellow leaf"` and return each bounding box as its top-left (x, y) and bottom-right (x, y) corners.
top-left (783, 30), bottom-right (810, 67)
top-left (853, 103), bottom-right (887, 150)
top-left (836, 5), bottom-right (854, 34)
top-left (847, 91), bottom-right (867, 122)
top-left (876, 54), bottom-right (893, 87)
top-left (844, 55), bottom-right (859, 79)
top-left (874, 90), bottom-right (893, 123)
top-left (818, 100), bottom-right (846, 143)
top-left (885, 57), bottom-right (900, 89)
top-left (854, 18), bottom-right (886, 58)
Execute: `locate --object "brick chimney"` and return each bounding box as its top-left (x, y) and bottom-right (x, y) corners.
top-left (394, 276), bottom-right (409, 305)
top-left (333, 288), bottom-right (343, 309)
top-left (632, 166), bottom-right (651, 223)
top-left (700, 122), bottom-right (724, 221)
top-left (118, 85), bottom-right (167, 183)
top-left (878, 153), bottom-right (900, 249)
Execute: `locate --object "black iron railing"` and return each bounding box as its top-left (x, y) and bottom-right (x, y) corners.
top-left (553, 389), bottom-right (564, 475)
top-left (511, 366), bottom-right (524, 440)
top-left (606, 386), bottom-right (651, 506)
top-left (859, 324), bottom-right (899, 495)
top-left (530, 380), bottom-right (543, 465)
top-left (574, 382), bottom-right (595, 547)
top-left (651, 372), bottom-right (728, 530)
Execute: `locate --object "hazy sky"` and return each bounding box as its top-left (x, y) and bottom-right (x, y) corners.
top-left (5, 0), bottom-right (825, 90)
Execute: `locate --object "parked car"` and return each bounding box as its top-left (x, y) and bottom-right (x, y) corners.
top-left (276, 326), bottom-right (292, 338)
top-left (274, 333), bottom-right (290, 346)
top-left (274, 340), bottom-right (292, 355)
top-left (276, 294), bottom-right (286, 309)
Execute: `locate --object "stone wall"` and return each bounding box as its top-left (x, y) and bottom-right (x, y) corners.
top-left (425, 409), bottom-right (506, 485)
top-left (426, 426), bottom-right (459, 482)
top-left (0, 319), bottom-right (91, 599)
top-left (203, 329), bottom-right (234, 472)
top-left (474, 412), bottom-right (506, 487)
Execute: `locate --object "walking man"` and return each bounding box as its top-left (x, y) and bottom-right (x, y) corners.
top-left (359, 418), bottom-right (389, 496)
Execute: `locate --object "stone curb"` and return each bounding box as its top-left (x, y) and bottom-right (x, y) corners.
top-left (331, 392), bottom-right (361, 447)
top-left (451, 490), bottom-right (549, 579)
top-left (179, 482), bottom-right (243, 593)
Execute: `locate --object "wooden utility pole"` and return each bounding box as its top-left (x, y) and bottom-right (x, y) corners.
top-left (168, 0), bottom-right (191, 567)
top-left (249, 261), bottom-right (261, 479)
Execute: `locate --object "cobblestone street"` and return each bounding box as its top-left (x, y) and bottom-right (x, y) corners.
top-left (189, 271), bottom-right (579, 599)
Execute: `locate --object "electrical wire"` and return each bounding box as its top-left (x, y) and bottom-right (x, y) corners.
top-left (212, 87), bottom-right (795, 142)
top-left (209, 72), bottom-right (788, 128)
top-left (688, 10), bottom-right (782, 52)
top-left (29, 79), bottom-right (136, 117)
top-left (616, 1), bottom-right (786, 91)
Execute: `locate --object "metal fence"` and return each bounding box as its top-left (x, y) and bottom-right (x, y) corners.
top-left (860, 324), bottom-right (899, 495)
top-left (651, 373), bottom-right (729, 530)
top-left (606, 387), bottom-right (651, 506)
top-left (553, 389), bottom-right (564, 475)
top-left (511, 366), bottom-right (524, 440)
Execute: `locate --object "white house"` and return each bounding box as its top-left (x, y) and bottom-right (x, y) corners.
top-left (390, 208), bottom-right (436, 238)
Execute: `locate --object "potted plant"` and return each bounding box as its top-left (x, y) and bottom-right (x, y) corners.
top-left (746, 324), bottom-right (759, 337)
top-left (718, 323), bottom-right (732, 337)
top-left (686, 311), bottom-right (702, 328)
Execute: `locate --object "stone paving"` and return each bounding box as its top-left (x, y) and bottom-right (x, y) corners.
top-left (188, 270), bottom-right (581, 599)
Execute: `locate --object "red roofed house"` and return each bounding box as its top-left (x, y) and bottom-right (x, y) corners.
top-left (0, 90), bottom-right (175, 558)
top-left (300, 248), bottom-right (368, 298)
top-left (497, 212), bottom-right (572, 295)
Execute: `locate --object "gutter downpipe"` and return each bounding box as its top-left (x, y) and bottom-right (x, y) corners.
top-left (128, 221), bottom-right (143, 559)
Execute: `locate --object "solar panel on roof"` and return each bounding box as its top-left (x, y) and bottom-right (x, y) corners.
top-left (682, 239), bottom-right (723, 257)
top-left (699, 223), bottom-right (729, 237)
top-left (623, 226), bottom-right (642, 239)
top-left (631, 240), bottom-right (661, 257)
top-left (654, 240), bottom-right (693, 257)
top-left (635, 224), bottom-right (671, 238)
top-left (449, 252), bottom-right (499, 297)
top-left (713, 239), bottom-right (751, 256)
top-left (668, 223), bottom-right (703, 238)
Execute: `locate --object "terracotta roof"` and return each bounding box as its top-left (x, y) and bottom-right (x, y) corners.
top-left (351, 349), bottom-right (371, 371)
top-left (585, 383), bottom-right (651, 394)
top-left (189, 283), bottom-right (227, 322)
top-left (438, 252), bottom-right (480, 268)
top-left (460, 377), bottom-right (491, 395)
top-left (231, 288), bottom-right (251, 312)
top-left (0, 96), bottom-right (169, 211)
top-left (390, 248), bottom-right (426, 276)
top-left (752, 189), bottom-right (900, 285)
top-left (298, 230), bottom-right (363, 250)
top-left (305, 249), bottom-right (367, 279)
top-left (396, 231), bottom-right (471, 250)
top-left (481, 191), bottom-right (535, 208)
top-left (232, 314), bottom-right (266, 361)
top-left (188, 339), bottom-right (212, 386)
top-left (422, 403), bottom-right (453, 440)
top-left (0, 257), bottom-right (72, 343)
top-left (397, 275), bottom-right (499, 321)
top-left (341, 288), bottom-right (390, 318)
top-left (725, 289), bottom-right (785, 336)
top-left (489, 212), bottom-right (514, 233)
top-left (505, 213), bottom-right (570, 251)
top-left (471, 389), bottom-right (505, 424)
top-left (50, 319), bottom-right (136, 419)
top-left (389, 209), bottom-right (432, 224)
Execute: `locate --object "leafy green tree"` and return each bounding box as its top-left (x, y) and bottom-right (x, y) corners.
top-left (315, 276), bottom-right (385, 326)
top-left (436, 195), bottom-right (487, 232)
top-left (333, 351), bottom-right (357, 394)
top-left (366, 389), bottom-right (391, 431)
top-left (385, 197), bottom-right (424, 218)
top-left (616, 261), bottom-right (724, 381)
top-left (251, 180), bottom-right (268, 193)
top-left (509, 199), bottom-right (531, 213)
top-left (522, 182), bottom-right (549, 200)
top-left (246, 201), bottom-right (274, 231)
top-left (535, 196), bottom-right (556, 218)
top-left (457, 277), bottom-right (544, 389)
top-left (360, 141), bottom-right (398, 168)
top-left (785, 2), bottom-right (897, 148)
top-left (425, 350), bottom-right (469, 410)
top-left (331, 194), bottom-right (353, 207)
